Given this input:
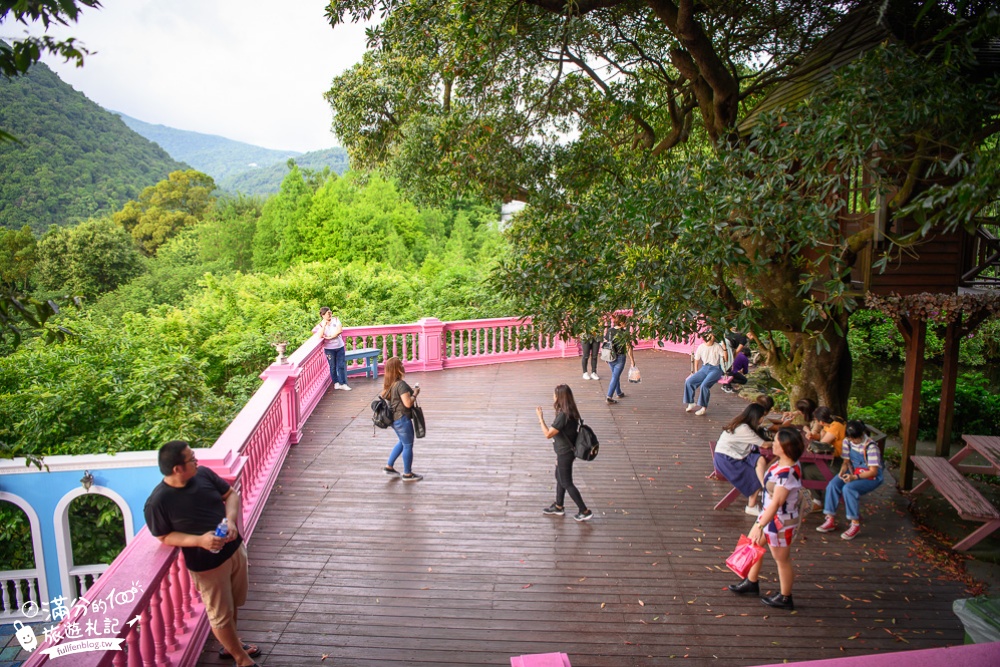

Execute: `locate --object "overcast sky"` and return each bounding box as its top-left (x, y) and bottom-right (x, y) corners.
top-left (21, 0), bottom-right (371, 153)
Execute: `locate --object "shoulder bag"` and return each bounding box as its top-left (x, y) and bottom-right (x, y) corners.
top-left (411, 399), bottom-right (426, 439)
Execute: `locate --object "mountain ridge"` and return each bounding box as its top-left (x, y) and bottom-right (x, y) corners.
top-left (0, 62), bottom-right (189, 234)
top-left (113, 112), bottom-right (350, 195)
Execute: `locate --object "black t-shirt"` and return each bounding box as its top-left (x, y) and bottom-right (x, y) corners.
top-left (725, 331), bottom-right (749, 352)
top-left (552, 412), bottom-right (579, 456)
top-left (144, 467), bottom-right (242, 572)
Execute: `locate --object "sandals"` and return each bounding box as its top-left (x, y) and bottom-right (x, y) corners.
top-left (218, 643), bottom-right (261, 659)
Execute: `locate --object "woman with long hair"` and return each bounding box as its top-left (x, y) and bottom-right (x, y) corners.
top-left (536, 385), bottom-right (593, 521)
top-left (381, 356), bottom-right (423, 481)
top-left (712, 403), bottom-right (769, 515)
top-left (728, 427), bottom-right (806, 610)
top-left (603, 314), bottom-right (635, 404)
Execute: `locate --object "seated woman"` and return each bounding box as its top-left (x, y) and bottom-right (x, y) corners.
top-left (807, 406), bottom-right (845, 454)
top-left (770, 398), bottom-right (818, 434)
top-left (817, 420), bottom-right (883, 540)
top-left (712, 403), bottom-right (769, 516)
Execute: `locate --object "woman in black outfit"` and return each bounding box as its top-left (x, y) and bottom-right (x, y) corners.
top-left (536, 385), bottom-right (593, 522)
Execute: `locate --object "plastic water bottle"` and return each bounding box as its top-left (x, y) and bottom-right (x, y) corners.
top-left (209, 518), bottom-right (229, 553)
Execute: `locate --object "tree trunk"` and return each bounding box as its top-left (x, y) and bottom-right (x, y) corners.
top-left (766, 321), bottom-right (852, 417)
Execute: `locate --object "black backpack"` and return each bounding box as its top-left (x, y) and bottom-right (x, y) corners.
top-left (371, 394), bottom-right (394, 430)
top-left (575, 418), bottom-right (600, 461)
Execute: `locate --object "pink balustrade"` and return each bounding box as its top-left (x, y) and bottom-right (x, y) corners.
top-left (23, 315), bottom-right (697, 666)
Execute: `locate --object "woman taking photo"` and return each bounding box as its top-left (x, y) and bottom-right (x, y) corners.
top-left (536, 385), bottom-right (593, 521)
top-left (381, 356), bottom-right (423, 481)
top-left (712, 403), bottom-right (769, 515)
top-left (313, 306), bottom-right (350, 391)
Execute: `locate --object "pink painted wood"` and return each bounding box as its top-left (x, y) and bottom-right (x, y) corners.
top-left (160, 574), bottom-right (177, 652)
top-left (149, 587), bottom-right (166, 666)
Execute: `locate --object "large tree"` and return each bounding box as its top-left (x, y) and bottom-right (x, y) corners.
top-left (326, 0), bottom-right (1000, 412)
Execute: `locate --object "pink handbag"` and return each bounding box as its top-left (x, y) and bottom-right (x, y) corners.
top-left (725, 534), bottom-right (766, 579)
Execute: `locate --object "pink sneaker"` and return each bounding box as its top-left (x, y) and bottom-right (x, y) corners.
top-left (816, 515), bottom-right (837, 533)
top-left (841, 523), bottom-right (861, 540)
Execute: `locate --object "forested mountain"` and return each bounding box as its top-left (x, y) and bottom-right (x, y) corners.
top-left (219, 148), bottom-right (350, 195)
top-left (114, 112), bottom-right (351, 196)
top-left (0, 62), bottom-right (188, 234)
top-left (114, 112), bottom-right (301, 183)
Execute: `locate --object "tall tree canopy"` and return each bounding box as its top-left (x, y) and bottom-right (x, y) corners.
top-left (326, 0), bottom-right (1000, 412)
top-left (114, 169), bottom-right (217, 256)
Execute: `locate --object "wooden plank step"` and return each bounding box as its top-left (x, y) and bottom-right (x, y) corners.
top-left (911, 455), bottom-right (1000, 521)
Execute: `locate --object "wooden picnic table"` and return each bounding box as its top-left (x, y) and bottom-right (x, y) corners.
top-left (910, 434), bottom-right (1000, 551)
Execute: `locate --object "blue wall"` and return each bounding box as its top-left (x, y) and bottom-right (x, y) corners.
top-left (0, 464), bottom-right (163, 604)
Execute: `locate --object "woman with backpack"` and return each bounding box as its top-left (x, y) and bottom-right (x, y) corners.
top-left (602, 314), bottom-right (635, 405)
top-left (381, 356), bottom-right (423, 481)
top-left (536, 385), bottom-right (593, 521)
top-left (816, 420), bottom-right (883, 540)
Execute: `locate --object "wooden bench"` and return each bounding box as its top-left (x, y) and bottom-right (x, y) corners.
top-left (910, 454), bottom-right (1000, 551)
top-left (345, 347), bottom-right (380, 379)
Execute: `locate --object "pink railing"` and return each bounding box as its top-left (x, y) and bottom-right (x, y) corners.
top-left (24, 315), bottom-right (695, 666)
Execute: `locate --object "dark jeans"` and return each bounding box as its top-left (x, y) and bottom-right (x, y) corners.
top-left (580, 339), bottom-right (599, 373)
top-left (555, 451), bottom-right (586, 512)
top-left (324, 347), bottom-right (347, 385)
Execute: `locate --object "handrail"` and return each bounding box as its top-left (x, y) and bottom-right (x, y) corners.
top-left (22, 314), bottom-right (696, 666)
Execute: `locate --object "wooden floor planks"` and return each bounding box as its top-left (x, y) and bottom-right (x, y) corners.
top-left (196, 351), bottom-right (970, 667)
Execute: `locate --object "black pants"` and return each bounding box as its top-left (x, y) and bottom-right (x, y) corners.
top-left (555, 452), bottom-right (586, 512)
top-left (580, 339), bottom-right (599, 373)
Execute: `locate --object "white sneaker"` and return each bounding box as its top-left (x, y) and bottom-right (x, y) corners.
top-left (583, 372), bottom-right (590, 380)
top-left (590, 372), bottom-right (599, 380)
top-left (340, 384), bottom-right (352, 391)
top-left (744, 504), bottom-right (761, 516)
top-left (695, 407), bottom-right (707, 416)
top-left (686, 403), bottom-right (697, 412)
top-left (333, 383), bottom-right (342, 389)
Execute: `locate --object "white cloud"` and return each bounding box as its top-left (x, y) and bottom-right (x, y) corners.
top-left (27, 0), bottom-right (371, 152)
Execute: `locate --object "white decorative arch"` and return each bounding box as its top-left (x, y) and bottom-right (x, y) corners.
top-left (54, 486), bottom-right (135, 603)
top-left (0, 491), bottom-right (48, 616)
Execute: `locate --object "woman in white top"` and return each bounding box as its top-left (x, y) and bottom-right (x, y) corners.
top-left (312, 306), bottom-right (350, 391)
top-left (712, 403), bottom-right (769, 515)
top-left (683, 333), bottom-right (727, 415)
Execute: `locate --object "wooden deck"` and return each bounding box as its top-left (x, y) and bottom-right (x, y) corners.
top-left (197, 351), bottom-right (973, 666)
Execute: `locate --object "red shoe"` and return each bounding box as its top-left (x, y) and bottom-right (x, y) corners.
top-left (841, 523), bottom-right (861, 540)
top-left (816, 515), bottom-right (837, 533)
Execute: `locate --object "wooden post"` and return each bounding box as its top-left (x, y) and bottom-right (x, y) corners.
top-left (936, 318), bottom-right (961, 457)
top-left (897, 316), bottom-right (926, 490)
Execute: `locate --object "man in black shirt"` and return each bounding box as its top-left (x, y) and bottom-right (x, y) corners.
top-left (144, 441), bottom-right (261, 667)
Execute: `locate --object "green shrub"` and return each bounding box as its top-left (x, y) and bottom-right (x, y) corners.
top-left (69, 494), bottom-right (126, 566)
top-left (848, 371), bottom-right (1000, 443)
top-left (0, 500), bottom-right (33, 571)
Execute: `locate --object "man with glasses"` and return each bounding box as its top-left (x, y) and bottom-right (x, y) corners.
top-left (144, 440), bottom-right (262, 667)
